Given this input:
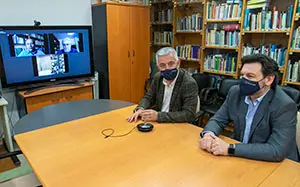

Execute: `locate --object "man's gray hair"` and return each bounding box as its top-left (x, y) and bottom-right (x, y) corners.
top-left (155, 47), bottom-right (179, 64)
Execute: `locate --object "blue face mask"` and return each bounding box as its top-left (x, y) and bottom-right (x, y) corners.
top-left (161, 68), bottom-right (178, 80)
top-left (239, 77), bottom-right (264, 96)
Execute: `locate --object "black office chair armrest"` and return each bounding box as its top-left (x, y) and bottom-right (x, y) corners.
top-left (191, 110), bottom-right (205, 126)
top-left (199, 88), bottom-right (208, 100)
top-left (204, 88), bottom-right (218, 102)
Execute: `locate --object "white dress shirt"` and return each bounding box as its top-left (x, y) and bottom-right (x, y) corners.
top-left (161, 72), bottom-right (179, 112)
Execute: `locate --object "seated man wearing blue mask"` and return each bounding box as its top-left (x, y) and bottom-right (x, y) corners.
top-left (127, 47), bottom-right (198, 123)
top-left (199, 54), bottom-right (299, 162)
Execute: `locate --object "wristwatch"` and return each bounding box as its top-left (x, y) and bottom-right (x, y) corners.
top-left (228, 144), bottom-right (235, 155)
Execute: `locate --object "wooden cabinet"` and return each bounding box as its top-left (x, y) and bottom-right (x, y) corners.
top-left (17, 83), bottom-right (94, 114)
top-left (92, 2), bottom-right (150, 104)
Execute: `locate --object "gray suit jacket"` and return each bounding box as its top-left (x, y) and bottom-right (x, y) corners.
top-left (203, 85), bottom-right (299, 162)
top-left (136, 69), bottom-right (198, 123)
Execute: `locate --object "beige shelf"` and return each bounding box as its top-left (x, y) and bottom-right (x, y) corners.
top-left (295, 15), bottom-right (300, 20)
top-left (204, 46), bottom-right (239, 50)
top-left (289, 49), bottom-right (300, 53)
top-left (151, 22), bottom-right (173, 25)
top-left (151, 43), bottom-right (172, 47)
top-left (203, 70), bottom-right (236, 77)
top-left (284, 81), bottom-right (300, 86)
top-left (205, 19), bottom-right (240, 23)
top-left (180, 58), bottom-right (199, 62)
top-left (151, 0), bottom-right (172, 4)
top-left (176, 1), bottom-right (203, 5)
top-left (243, 30), bottom-right (290, 34)
top-left (175, 30), bottom-right (202, 34)
top-left (279, 67), bottom-right (284, 73)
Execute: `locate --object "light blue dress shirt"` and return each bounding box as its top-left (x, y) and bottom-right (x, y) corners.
top-left (242, 89), bottom-right (270, 143)
top-left (18, 49), bottom-right (45, 57)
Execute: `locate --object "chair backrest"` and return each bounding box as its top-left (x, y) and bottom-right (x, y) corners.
top-left (280, 86), bottom-right (300, 107)
top-left (192, 73), bottom-right (216, 95)
top-left (296, 112), bottom-right (300, 151)
top-left (218, 78), bottom-right (240, 98)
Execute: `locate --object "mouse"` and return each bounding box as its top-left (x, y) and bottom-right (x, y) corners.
top-left (137, 123), bottom-right (153, 132)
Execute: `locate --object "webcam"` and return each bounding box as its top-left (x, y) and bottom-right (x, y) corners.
top-left (34, 20), bottom-right (41, 27)
top-left (137, 123), bottom-right (153, 132)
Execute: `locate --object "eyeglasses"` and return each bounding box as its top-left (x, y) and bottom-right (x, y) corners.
top-left (158, 61), bottom-right (176, 69)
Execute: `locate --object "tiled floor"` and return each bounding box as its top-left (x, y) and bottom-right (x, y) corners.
top-left (0, 143), bottom-right (17, 173)
top-left (0, 173), bottom-right (41, 187)
top-left (0, 142), bottom-right (41, 187)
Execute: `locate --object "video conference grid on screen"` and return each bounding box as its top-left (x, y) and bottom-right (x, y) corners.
top-left (8, 32), bottom-right (83, 57)
top-left (7, 32), bottom-right (83, 78)
top-left (0, 28), bottom-right (92, 86)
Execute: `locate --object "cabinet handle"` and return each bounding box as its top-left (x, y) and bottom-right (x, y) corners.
top-left (52, 98), bottom-right (60, 102)
top-left (66, 95), bottom-right (73, 99)
top-left (133, 49), bottom-right (135, 57)
top-left (128, 50), bottom-right (130, 58)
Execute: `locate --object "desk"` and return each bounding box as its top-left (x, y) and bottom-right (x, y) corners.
top-left (0, 97), bottom-right (13, 152)
top-left (14, 105), bottom-right (288, 187)
top-left (14, 99), bottom-right (133, 135)
top-left (259, 159), bottom-right (300, 187)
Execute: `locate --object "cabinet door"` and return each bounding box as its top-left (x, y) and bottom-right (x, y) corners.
top-left (25, 92), bottom-right (64, 113)
top-left (62, 86), bottom-right (93, 102)
top-left (130, 6), bottom-right (150, 104)
top-left (107, 4), bottom-right (132, 102)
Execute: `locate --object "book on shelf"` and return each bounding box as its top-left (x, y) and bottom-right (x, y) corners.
top-left (204, 53), bottom-right (237, 73)
top-left (176, 14), bottom-right (203, 32)
top-left (298, 0), bottom-right (300, 14)
top-left (152, 0), bottom-right (171, 3)
top-left (243, 5), bottom-right (293, 31)
top-left (178, 0), bottom-right (202, 3)
top-left (175, 45), bottom-right (201, 60)
top-left (286, 60), bottom-right (300, 82)
top-left (206, 0), bottom-right (243, 20)
top-left (247, 0), bottom-right (270, 9)
top-left (205, 24), bottom-right (240, 47)
top-left (242, 44), bottom-right (287, 67)
top-left (157, 9), bottom-right (173, 23)
top-left (153, 31), bottom-right (173, 45)
top-left (291, 26), bottom-right (300, 50)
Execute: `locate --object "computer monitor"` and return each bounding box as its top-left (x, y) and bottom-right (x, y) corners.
top-left (0, 26), bottom-right (94, 88)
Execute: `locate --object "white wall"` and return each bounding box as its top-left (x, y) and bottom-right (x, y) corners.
top-left (0, 0), bottom-right (92, 139)
top-left (0, 0), bottom-right (92, 26)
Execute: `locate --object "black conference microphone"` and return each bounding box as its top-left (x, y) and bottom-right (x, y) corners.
top-left (137, 121), bottom-right (154, 132)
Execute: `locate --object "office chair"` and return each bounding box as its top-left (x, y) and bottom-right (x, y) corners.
top-left (191, 73), bottom-right (217, 126)
top-left (280, 85), bottom-right (300, 110)
top-left (144, 60), bottom-right (159, 93)
top-left (201, 78), bottom-right (240, 116)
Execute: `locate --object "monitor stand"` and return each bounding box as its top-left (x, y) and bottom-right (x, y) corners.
top-left (23, 81), bottom-right (84, 95)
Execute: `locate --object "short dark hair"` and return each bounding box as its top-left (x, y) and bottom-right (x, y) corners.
top-left (241, 54), bottom-right (279, 88)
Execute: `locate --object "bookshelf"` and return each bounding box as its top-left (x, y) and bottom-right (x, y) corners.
top-left (150, 0), bottom-right (174, 63)
top-left (203, 46), bottom-right (239, 50)
top-left (175, 30), bottom-right (202, 34)
top-left (173, 0), bottom-right (204, 74)
top-left (205, 18), bottom-right (241, 23)
top-left (281, 0), bottom-right (300, 87)
top-left (149, 0), bottom-right (300, 86)
top-left (243, 30), bottom-right (290, 34)
top-left (202, 70), bottom-right (236, 76)
top-left (200, 0), bottom-right (246, 78)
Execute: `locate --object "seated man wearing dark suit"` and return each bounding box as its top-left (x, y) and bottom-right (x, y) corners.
top-left (199, 54), bottom-right (299, 162)
top-left (127, 47), bottom-right (198, 123)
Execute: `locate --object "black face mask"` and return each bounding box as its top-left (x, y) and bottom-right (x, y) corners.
top-left (239, 77), bottom-right (265, 96)
top-left (161, 68), bottom-right (178, 80)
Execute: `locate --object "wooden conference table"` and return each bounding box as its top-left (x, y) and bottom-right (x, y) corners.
top-left (14, 105), bottom-right (300, 187)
